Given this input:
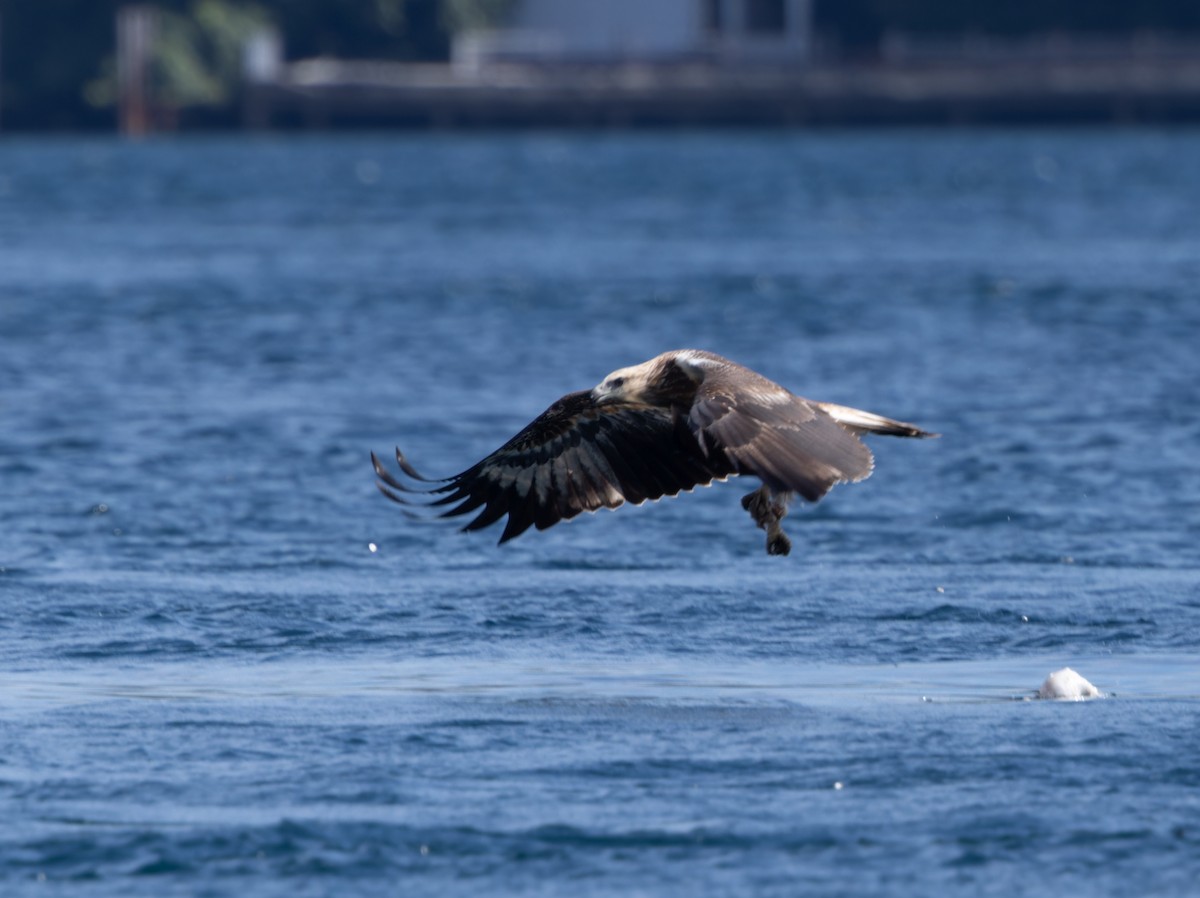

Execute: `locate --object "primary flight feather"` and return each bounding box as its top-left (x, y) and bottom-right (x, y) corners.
top-left (372, 349), bottom-right (935, 555)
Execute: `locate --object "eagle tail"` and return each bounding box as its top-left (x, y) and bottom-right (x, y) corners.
top-left (815, 403), bottom-right (938, 439)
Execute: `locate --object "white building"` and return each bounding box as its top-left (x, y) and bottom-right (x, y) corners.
top-left (455, 0), bottom-right (814, 69)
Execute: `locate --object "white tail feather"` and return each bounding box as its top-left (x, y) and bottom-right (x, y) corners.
top-left (815, 402), bottom-right (935, 438)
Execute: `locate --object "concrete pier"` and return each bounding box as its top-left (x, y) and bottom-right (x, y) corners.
top-left (243, 54), bottom-right (1200, 128)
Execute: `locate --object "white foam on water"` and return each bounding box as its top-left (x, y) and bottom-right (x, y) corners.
top-left (1036, 667), bottom-right (1102, 701)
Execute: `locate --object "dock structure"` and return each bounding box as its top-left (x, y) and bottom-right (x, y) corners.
top-left (239, 1), bottom-right (1200, 128)
top-left (243, 53), bottom-right (1200, 129)
top-left (95, 0), bottom-right (1200, 132)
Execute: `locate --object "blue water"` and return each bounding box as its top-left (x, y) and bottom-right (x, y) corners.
top-left (2, 130), bottom-right (1200, 896)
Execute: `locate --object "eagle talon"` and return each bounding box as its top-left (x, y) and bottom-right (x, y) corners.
top-left (742, 486), bottom-right (794, 555)
top-left (767, 531), bottom-right (792, 556)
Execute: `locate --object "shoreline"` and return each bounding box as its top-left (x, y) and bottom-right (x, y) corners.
top-left (242, 56), bottom-right (1200, 129)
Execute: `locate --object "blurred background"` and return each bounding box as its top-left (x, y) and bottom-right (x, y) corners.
top-left (4, 0), bottom-right (1200, 133)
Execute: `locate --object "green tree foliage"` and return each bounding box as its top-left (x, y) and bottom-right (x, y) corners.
top-left (159, 0), bottom-right (272, 105)
top-left (0, 0), bottom-right (451, 129)
top-left (83, 1), bottom-right (272, 111)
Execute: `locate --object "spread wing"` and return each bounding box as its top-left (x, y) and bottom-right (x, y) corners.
top-left (686, 364), bottom-right (881, 503)
top-left (373, 390), bottom-right (734, 543)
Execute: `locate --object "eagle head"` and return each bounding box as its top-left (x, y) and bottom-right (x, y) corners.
top-left (591, 363), bottom-right (645, 404)
top-left (591, 351), bottom-right (705, 407)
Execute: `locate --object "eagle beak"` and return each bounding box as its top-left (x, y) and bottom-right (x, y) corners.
top-left (592, 374), bottom-right (629, 405)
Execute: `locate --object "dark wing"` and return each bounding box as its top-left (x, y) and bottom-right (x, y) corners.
top-left (373, 390), bottom-right (733, 543)
top-left (686, 366), bottom-right (876, 503)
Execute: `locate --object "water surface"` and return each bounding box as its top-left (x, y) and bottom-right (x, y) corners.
top-left (2, 130), bottom-right (1199, 896)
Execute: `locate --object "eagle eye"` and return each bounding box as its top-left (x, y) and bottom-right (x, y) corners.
top-left (609, 376), bottom-right (625, 388)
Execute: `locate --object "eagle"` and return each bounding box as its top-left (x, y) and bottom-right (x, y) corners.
top-left (372, 349), bottom-right (935, 555)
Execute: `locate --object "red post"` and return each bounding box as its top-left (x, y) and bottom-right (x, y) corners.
top-left (117, 6), bottom-right (156, 136)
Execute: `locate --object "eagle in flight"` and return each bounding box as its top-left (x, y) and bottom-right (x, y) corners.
top-left (372, 349), bottom-right (935, 555)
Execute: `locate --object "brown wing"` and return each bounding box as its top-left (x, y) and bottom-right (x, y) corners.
top-left (686, 364), bottom-right (876, 503)
top-left (373, 390), bottom-right (734, 543)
